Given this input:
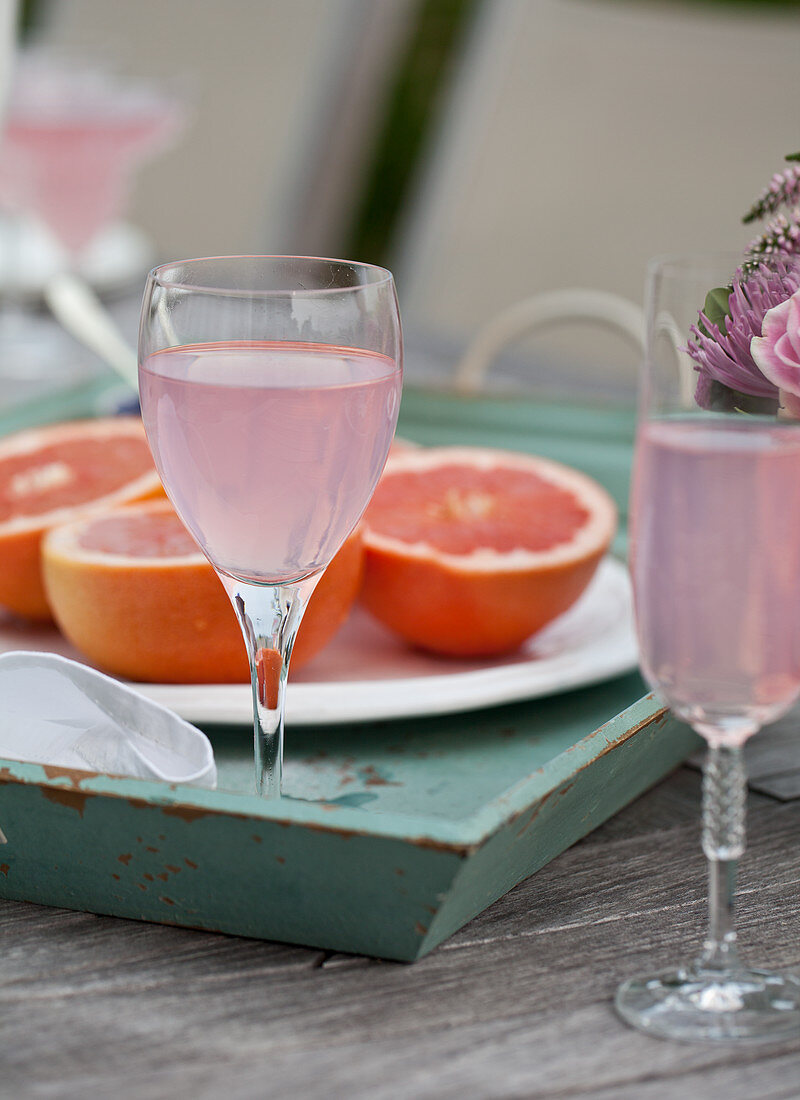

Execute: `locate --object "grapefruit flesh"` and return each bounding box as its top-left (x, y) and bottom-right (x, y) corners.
top-left (360, 446), bottom-right (617, 657)
top-left (0, 418), bottom-right (163, 620)
top-left (41, 500), bottom-right (364, 683)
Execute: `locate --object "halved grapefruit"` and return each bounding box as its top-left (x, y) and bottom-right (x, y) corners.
top-left (0, 417), bottom-right (164, 620)
top-left (359, 446), bottom-right (617, 657)
top-left (41, 500), bottom-right (364, 683)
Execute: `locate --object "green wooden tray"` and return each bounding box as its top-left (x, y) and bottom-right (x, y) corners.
top-left (0, 678), bottom-right (697, 961)
top-left (0, 379), bottom-right (698, 960)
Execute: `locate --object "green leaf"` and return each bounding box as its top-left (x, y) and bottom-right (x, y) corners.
top-left (703, 380), bottom-right (778, 415)
top-left (785, 151), bottom-right (800, 162)
top-left (699, 285), bottom-right (733, 336)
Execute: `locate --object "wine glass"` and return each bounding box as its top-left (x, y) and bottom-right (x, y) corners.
top-left (138, 256), bottom-right (402, 797)
top-left (0, 49), bottom-right (183, 261)
top-left (616, 252), bottom-right (800, 1042)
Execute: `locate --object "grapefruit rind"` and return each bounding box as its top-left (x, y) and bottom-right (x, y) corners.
top-left (42, 500), bottom-right (365, 682)
top-left (0, 418), bottom-right (163, 620)
top-left (359, 446), bottom-right (617, 657)
top-left (43, 507), bottom-right (246, 684)
top-left (0, 418), bottom-right (162, 535)
top-left (363, 447), bottom-right (616, 569)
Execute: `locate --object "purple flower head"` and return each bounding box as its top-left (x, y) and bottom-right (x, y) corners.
top-left (687, 258), bottom-right (800, 409)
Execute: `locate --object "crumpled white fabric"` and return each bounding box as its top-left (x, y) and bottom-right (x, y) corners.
top-left (0, 651), bottom-right (216, 788)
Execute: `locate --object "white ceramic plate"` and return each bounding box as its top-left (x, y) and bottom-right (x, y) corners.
top-left (0, 558), bottom-right (638, 726)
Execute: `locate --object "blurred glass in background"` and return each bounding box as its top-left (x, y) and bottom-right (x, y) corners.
top-left (0, 0), bottom-right (186, 407)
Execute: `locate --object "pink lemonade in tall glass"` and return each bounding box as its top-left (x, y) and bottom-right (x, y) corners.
top-left (139, 341), bottom-right (401, 583)
top-left (631, 417), bottom-right (800, 737)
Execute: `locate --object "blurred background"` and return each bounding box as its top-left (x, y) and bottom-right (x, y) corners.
top-left (1, 0), bottom-right (800, 405)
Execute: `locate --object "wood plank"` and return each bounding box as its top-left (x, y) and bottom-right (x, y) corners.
top-left (2, 779), bottom-right (799, 1098)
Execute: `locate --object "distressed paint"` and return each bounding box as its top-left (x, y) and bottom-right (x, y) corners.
top-left (0, 690), bottom-right (698, 960)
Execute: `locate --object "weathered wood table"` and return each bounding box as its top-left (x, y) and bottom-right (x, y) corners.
top-left (3, 374), bottom-right (800, 1096)
top-left (2, 760), bottom-right (800, 1099)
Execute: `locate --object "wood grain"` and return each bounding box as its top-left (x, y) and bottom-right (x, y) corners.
top-left (2, 767), bottom-right (800, 1098)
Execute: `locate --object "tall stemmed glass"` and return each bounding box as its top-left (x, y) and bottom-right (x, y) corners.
top-left (138, 257), bottom-right (402, 797)
top-left (617, 252), bottom-right (800, 1042)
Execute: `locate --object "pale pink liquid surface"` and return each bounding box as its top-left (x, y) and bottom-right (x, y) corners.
top-left (139, 341), bottom-right (401, 584)
top-left (631, 418), bottom-right (800, 736)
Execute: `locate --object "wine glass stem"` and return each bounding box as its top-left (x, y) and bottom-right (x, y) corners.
top-left (699, 742), bottom-right (747, 971)
top-left (220, 574), bottom-right (319, 798)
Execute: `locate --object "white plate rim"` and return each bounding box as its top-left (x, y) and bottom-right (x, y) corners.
top-left (0, 557), bottom-right (638, 727)
top-left (125, 558), bottom-right (639, 726)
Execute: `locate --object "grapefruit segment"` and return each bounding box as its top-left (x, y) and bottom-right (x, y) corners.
top-left (41, 500), bottom-right (364, 683)
top-left (0, 418), bottom-right (164, 620)
top-left (360, 446), bottom-right (617, 656)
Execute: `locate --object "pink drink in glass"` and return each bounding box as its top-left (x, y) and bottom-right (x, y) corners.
top-left (0, 112), bottom-right (177, 253)
top-left (139, 340), bottom-right (401, 583)
top-left (0, 51), bottom-right (182, 255)
top-left (630, 417), bottom-right (800, 739)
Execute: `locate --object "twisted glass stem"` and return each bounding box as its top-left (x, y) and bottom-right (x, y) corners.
top-left (699, 743), bottom-right (747, 971)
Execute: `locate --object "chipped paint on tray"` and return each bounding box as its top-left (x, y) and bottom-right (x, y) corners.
top-left (41, 786), bottom-right (90, 817)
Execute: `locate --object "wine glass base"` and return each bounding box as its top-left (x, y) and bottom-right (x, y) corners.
top-left (616, 965), bottom-right (800, 1043)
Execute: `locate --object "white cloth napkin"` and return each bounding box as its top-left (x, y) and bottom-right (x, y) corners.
top-left (0, 651), bottom-right (216, 788)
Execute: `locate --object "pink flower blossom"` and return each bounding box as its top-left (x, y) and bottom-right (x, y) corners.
top-left (687, 260), bottom-right (800, 409)
top-left (751, 289), bottom-right (800, 404)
